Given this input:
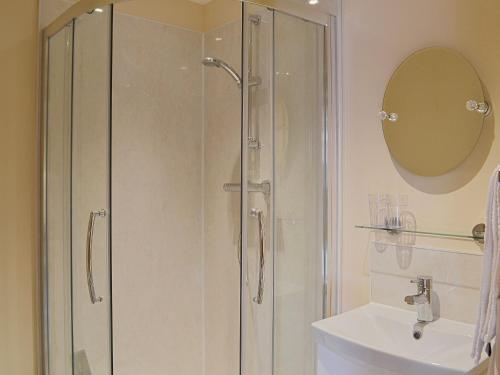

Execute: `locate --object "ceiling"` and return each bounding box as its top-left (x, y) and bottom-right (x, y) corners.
top-left (188, 0), bottom-right (213, 4)
top-left (186, 0), bottom-right (336, 15)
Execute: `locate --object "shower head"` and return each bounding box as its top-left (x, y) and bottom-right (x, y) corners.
top-left (202, 57), bottom-right (242, 88)
top-left (201, 57), bottom-right (221, 68)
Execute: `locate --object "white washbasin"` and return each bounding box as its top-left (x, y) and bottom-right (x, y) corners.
top-left (312, 303), bottom-right (489, 375)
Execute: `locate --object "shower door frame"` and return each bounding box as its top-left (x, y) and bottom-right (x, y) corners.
top-left (40, 0), bottom-right (341, 374)
top-left (239, 0), bottom-right (340, 317)
top-left (239, 1), bottom-right (340, 374)
top-left (40, 2), bottom-right (118, 374)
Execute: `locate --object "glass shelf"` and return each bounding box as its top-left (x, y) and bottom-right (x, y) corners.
top-left (355, 225), bottom-right (484, 242)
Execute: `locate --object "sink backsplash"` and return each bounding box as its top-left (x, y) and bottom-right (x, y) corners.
top-left (369, 243), bottom-right (483, 324)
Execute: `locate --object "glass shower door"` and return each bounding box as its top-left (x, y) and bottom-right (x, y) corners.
top-left (44, 6), bottom-right (113, 375)
top-left (273, 11), bottom-right (327, 375)
top-left (45, 22), bottom-right (74, 375)
top-left (241, 4), bottom-right (328, 375)
top-left (71, 7), bottom-right (113, 375)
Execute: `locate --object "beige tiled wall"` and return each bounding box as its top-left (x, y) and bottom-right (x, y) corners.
top-left (370, 243), bottom-right (482, 323)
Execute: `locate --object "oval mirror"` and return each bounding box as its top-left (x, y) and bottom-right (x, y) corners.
top-left (382, 47), bottom-right (487, 176)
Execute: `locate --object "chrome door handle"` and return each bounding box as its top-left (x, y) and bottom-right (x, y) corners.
top-left (250, 209), bottom-right (265, 304)
top-left (86, 209), bottom-right (106, 304)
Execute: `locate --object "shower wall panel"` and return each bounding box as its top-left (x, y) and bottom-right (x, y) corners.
top-left (112, 13), bottom-right (204, 375)
top-left (112, 8), bottom-right (242, 375)
top-left (203, 20), bottom-right (242, 375)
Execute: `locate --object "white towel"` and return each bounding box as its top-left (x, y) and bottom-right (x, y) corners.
top-left (472, 166), bottom-right (500, 363)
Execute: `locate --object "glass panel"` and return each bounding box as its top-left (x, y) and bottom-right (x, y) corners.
top-left (273, 11), bottom-right (326, 375)
top-left (71, 6), bottom-right (112, 375)
top-left (46, 23), bottom-right (73, 375)
top-left (241, 4), bottom-right (274, 375)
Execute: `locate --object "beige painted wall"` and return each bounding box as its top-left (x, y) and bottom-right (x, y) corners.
top-left (39, 0), bottom-right (76, 28)
top-left (0, 0), bottom-right (40, 374)
top-left (341, 0), bottom-right (500, 312)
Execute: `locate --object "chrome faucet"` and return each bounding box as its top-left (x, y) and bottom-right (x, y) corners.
top-left (404, 276), bottom-right (433, 322)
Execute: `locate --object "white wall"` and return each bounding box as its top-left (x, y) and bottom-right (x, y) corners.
top-left (341, 0), bottom-right (500, 312)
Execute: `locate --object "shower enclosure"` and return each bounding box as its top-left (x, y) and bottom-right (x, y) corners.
top-left (41, 1), bottom-right (336, 374)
